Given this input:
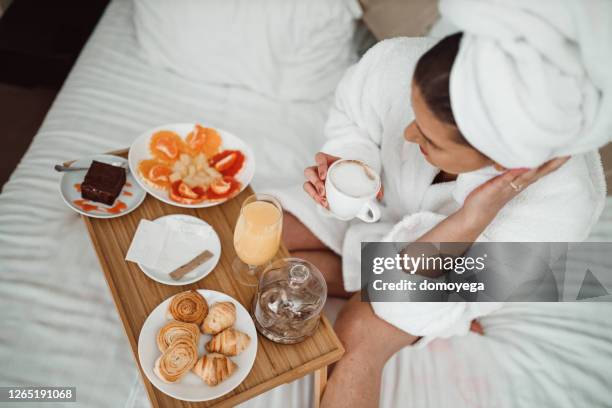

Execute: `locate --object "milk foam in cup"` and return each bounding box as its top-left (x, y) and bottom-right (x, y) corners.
top-left (323, 159), bottom-right (381, 222)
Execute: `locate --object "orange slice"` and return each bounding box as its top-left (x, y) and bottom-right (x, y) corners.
top-left (150, 130), bottom-right (184, 161)
top-left (138, 159), bottom-right (172, 190)
top-left (186, 125), bottom-right (222, 157)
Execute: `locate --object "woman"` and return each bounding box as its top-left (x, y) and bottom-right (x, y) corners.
top-left (272, 0), bottom-right (612, 407)
top-left (274, 4), bottom-right (609, 407)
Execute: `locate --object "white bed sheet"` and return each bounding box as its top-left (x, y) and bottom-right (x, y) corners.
top-left (1, 1), bottom-right (611, 407)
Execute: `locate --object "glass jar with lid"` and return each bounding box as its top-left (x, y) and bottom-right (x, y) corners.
top-left (252, 258), bottom-right (327, 344)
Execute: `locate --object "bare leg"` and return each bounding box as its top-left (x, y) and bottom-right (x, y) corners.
top-left (321, 293), bottom-right (419, 408)
top-left (292, 250), bottom-right (349, 298)
top-left (282, 211), bottom-right (327, 252)
top-left (282, 211), bottom-right (350, 298)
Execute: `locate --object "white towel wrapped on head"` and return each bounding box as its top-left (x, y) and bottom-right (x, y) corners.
top-left (440, 0), bottom-right (612, 168)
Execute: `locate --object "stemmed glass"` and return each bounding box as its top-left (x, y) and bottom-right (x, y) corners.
top-left (232, 194), bottom-right (283, 286)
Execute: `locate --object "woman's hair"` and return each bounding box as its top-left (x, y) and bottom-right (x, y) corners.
top-left (413, 33), bottom-right (469, 145)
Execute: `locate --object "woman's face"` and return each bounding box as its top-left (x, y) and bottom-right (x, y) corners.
top-left (404, 82), bottom-right (493, 174)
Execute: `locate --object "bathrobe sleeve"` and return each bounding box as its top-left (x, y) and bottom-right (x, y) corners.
top-left (320, 40), bottom-right (400, 174)
top-left (368, 211), bottom-right (503, 348)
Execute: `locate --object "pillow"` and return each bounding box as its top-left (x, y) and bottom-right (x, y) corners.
top-left (133, 0), bottom-right (362, 101)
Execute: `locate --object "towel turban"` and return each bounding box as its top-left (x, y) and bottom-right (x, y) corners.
top-left (440, 0), bottom-right (612, 168)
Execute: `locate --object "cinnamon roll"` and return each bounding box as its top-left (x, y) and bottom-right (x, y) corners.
top-left (156, 320), bottom-right (200, 352)
top-left (167, 290), bottom-right (208, 325)
top-left (153, 337), bottom-right (198, 383)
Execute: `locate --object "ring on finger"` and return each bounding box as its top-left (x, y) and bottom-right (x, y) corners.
top-left (509, 181), bottom-right (522, 192)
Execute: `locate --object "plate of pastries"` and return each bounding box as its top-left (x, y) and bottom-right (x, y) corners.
top-left (138, 289), bottom-right (257, 401)
top-left (129, 123), bottom-right (255, 208)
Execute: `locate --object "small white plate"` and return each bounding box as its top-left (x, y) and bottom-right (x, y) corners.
top-left (59, 154), bottom-right (146, 219)
top-left (138, 214), bottom-right (221, 286)
top-left (138, 289), bottom-right (258, 402)
top-left (128, 123), bottom-right (255, 209)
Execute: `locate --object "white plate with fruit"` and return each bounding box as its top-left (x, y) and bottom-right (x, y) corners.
top-left (129, 123), bottom-right (255, 208)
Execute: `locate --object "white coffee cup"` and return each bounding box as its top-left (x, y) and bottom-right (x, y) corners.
top-left (322, 159), bottom-right (382, 223)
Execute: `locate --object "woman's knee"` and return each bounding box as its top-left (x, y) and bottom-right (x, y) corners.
top-left (334, 294), bottom-right (418, 358)
top-left (334, 297), bottom-right (379, 353)
top-left (281, 211), bottom-right (326, 251)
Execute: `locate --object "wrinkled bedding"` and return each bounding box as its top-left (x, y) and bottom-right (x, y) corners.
top-left (1, 1), bottom-right (611, 407)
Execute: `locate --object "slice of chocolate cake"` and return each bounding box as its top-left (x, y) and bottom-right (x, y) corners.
top-left (81, 160), bottom-right (126, 206)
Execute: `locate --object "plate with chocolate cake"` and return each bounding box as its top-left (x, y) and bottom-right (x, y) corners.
top-left (59, 154), bottom-right (146, 218)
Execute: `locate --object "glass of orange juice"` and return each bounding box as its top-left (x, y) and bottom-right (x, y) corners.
top-left (232, 194), bottom-right (283, 286)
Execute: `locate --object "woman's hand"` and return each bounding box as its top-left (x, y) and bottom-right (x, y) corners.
top-left (462, 156), bottom-right (570, 225)
top-left (303, 152), bottom-right (341, 208)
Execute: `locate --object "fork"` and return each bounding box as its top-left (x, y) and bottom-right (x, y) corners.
top-left (54, 162), bottom-right (129, 172)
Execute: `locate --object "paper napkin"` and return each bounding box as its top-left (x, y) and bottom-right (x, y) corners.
top-left (126, 218), bottom-right (213, 273)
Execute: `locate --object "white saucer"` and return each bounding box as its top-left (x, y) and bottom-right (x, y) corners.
top-left (137, 214), bottom-right (221, 286)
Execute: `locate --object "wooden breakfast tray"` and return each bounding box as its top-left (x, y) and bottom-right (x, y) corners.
top-left (79, 150), bottom-right (344, 407)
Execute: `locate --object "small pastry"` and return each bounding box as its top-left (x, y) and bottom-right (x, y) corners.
top-left (156, 320), bottom-right (200, 352)
top-left (154, 338), bottom-right (198, 383)
top-left (201, 301), bottom-right (236, 334)
top-left (206, 328), bottom-right (250, 356)
top-left (168, 290), bottom-right (208, 325)
top-left (192, 353), bottom-right (237, 386)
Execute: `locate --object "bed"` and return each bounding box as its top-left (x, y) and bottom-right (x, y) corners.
top-left (1, 1), bottom-right (611, 407)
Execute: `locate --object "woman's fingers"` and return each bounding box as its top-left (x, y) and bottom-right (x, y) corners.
top-left (537, 156), bottom-right (570, 176)
top-left (304, 166), bottom-right (325, 196)
top-left (469, 319), bottom-right (484, 335)
top-left (489, 168), bottom-right (528, 195)
top-left (376, 184), bottom-right (384, 201)
top-left (303, 182), bottom-right (327, 208)
top-left (512, 156), bottom-right (570, 189)
top-left (315, 152), bottom-right (330, 180)
top-left (315, 152), bottom-right (341, 180)
top-left (303, 152), bottom-right (341, 207)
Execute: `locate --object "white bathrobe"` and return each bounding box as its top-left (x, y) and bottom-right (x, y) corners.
top-left (269, 38), bottom-right (606, 345)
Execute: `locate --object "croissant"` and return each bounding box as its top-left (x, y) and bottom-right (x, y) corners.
top-left (192, 353), bottom-right (237, 386)
top-left (168, 290), bottom-right (208, 325)
top-left (156, 320), bottom-right (200, 352)
top-left (154, 337), bottom-right (198, 383)
top-left (201, 301), bottom-right (236, 334)
top-left (205, 328), bottom-right (251, 356)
